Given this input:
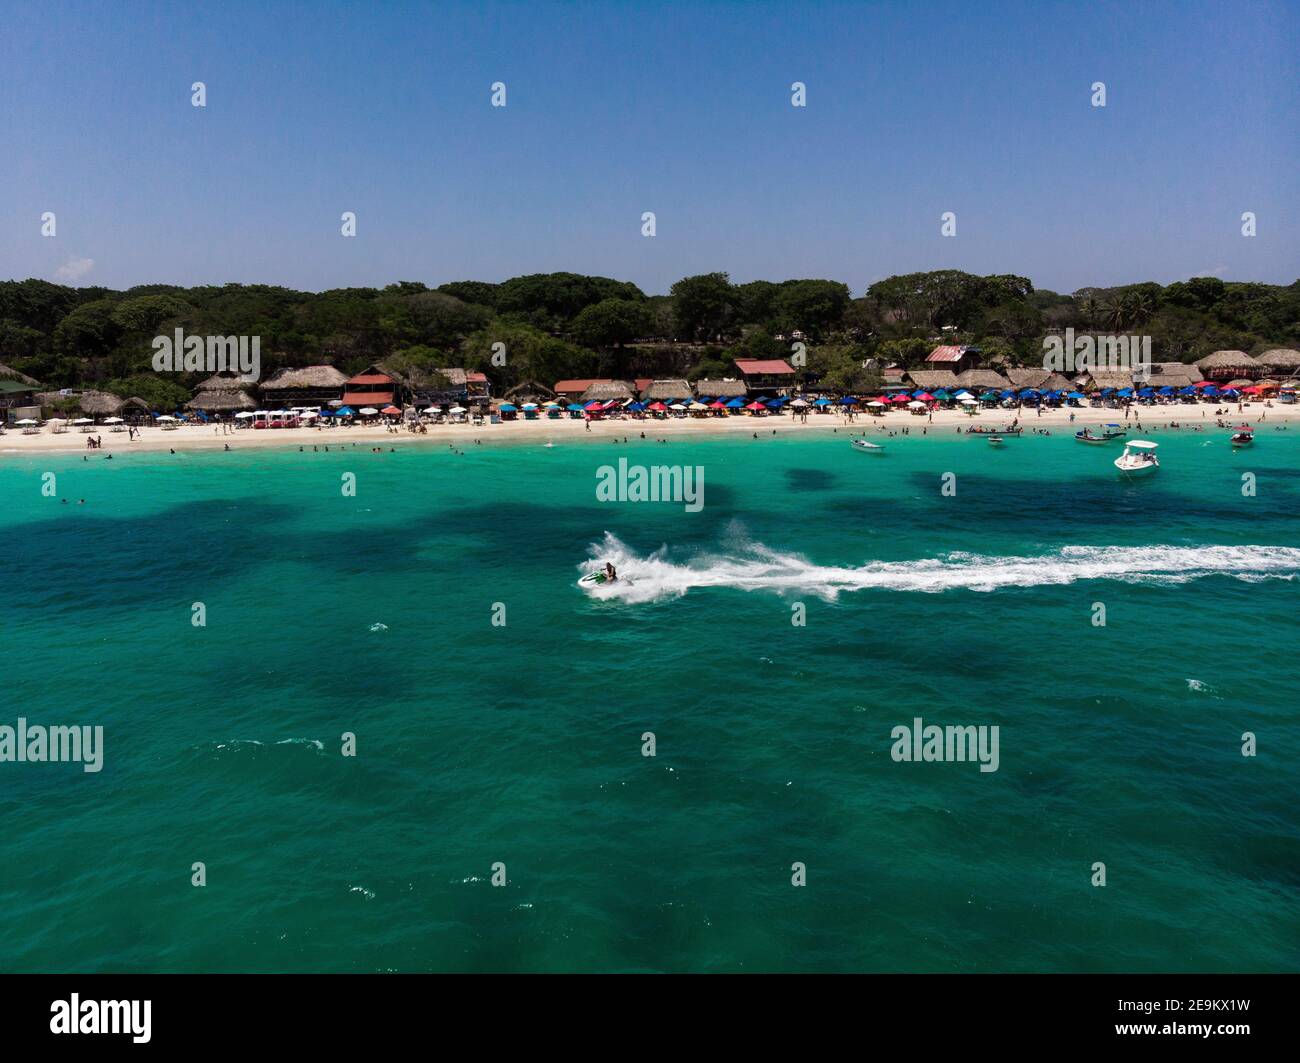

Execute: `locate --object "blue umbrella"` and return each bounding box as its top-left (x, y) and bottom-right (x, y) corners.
top-left (1000, 389), bottom-right (1016, 399)
top-left (1158, 386), bottom-right (1175, 395)
top-left (726, 398), bottom-right (745, 408)
top-left (1068, 391), bottom-right (1085, 399)
top-left (813, 397), bottom-right (833, 406)
top-left (318, 408), bottom-right (333, 416)
top-left (1117, 388), bottom-right (1133, 397)
top-left (335, 406), bottom-right (355, 416)
top-left (840, 396), bottom-right (857, 405)
top-left (498, 403), bottom-right (517, 412)
top-left (1138, 388), bottom-right (1155, 397)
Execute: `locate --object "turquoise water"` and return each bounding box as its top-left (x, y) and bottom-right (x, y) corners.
top-left (2, 426), bottom-right (1298, 972)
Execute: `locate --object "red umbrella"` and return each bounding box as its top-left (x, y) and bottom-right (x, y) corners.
top-left (1241, 386), bottom-right (1260, 394)
top-left (891, 394), bottom-right (911, 403)
top-left (915, 392), bottom-right (934, 401)
top-left (1193, 381), bottom-right (1215, 388)
top-left (745, 401), bottom-right (766, 410)
top-left (709, 401), bottom-right (727, 409)
top-left (381, 405), bottom-right (401, 415)
top-left (648, 401), bottom-right (668, 411)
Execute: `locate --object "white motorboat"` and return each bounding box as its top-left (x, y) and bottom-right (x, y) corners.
top-left (1114, 440), bottom-right (1159, 476)
top-left (851, 439), bottom-right (885, 452)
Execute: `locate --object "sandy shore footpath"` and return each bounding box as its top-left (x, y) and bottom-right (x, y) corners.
top-left (2, 403), bottom-right (1296, 456)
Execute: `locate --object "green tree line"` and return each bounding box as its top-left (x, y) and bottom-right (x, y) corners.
top-left (2, 270), bottom-right (1296, 403)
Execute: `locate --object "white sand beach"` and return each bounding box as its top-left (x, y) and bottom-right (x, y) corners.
top-left (3, 402), bottom-right (1296, 456)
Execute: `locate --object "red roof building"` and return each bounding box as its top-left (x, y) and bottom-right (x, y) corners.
top-left (925, 345), bottom-right (981, 373)
top-left (553, 378), bottom-right (612, 400)
top-left (734, 358), bottom-right (797, 396)
top-left (342, 366), bottom-right (398, 407)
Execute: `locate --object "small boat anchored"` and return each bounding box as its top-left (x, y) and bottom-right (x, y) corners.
top-left (1114, 440), bottom-right (1159, 476)
top-left (1229, 425), bottom-right (1254, 447)
top-left (851, 439), bottom-right (885, 452)
top-left (1075, 424), bottom-right (1126, 444)
top-left (987, 436), bottom-right (1005, 446)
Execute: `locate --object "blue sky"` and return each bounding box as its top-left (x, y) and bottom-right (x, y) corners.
top-left (1, 0), bottom-right (1296, 296)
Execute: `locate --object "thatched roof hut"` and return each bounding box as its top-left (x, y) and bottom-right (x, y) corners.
top-left (1005, 368), bottom-right (1053, 389)
top-left (952, 369), bottom-right (1009, 390)
top-left (196, 372), bottom-right (258, 391)
top-left (260, 365), bottom-right (347, 389)
top-left (1255, 348), bottom-right (1300, 374)
top-left (503, 380), bottom-right (557, 403)
top-left (0, 362), bottom-right (41, 387)
top-left (187, 388), bottom-right (256, 412)
top-left (906, 369), bottom-right (960, 390)
top-left (78, 391), bottom-right (125, 416)
top-left (1195, 350), bottom-right (1257, 380)
top-left (120, 397), bottom-right (152, 417)
top-left (1147, 362), bottom-right (1203, 387)
top-left (692, 378), bottom-right (748, 399)
top-left (1075, 370), bottom-right (1134, 391)
top-left (190, 371), bottom-right (256, 412)
top-left (641, 379), bottom-right (693, 401)
top-left (580, 380), bottom-right (635, 403)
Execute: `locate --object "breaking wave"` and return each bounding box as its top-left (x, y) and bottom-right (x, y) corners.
top-left (580, 532), bottom-right (1300, 603)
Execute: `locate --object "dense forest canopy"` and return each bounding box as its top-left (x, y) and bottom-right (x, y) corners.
top-left (2, 271), bottom-right (1297, 404)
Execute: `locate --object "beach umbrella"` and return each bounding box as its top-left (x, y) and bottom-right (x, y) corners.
top-left (521, 403), bottom-right (538, 410)
top-left (498, 403), bottom-right (517, 412)
top-left (813, 397), bottom-right (832, 406)
top-left (959, 397), bottom-right (978, 405)
top-left (669, 403), bottom-right (687, 410)
top-left (104, 416), bottom-right (124, 424)
top-left (726, 398), bottom-right (745, 408)
top-left (689, 401), bottom-right (709, 411)
top-left (450, 406), bottom-right (467, 414)
top-left (954, 390), bottom-right (973, 400)
top-left (1193, 380), bottom-right (1215, 388)
top-left (1137, 388), bottom-right (1154, 397)
top-left (907, 399), bottom-right (926, 408)
top-left (157, 415), bottom-right (176, 421)
top-left (647, 401), bottom-right (668, 411)
top-left (381, 405), bottom-right (401, 415)
top-left (72, 417), bottom-right (92, 424)
top-left (14, 418), bottom-right (37, 425)
top-left (932, 389), bottom-right (950, 400)
top-left (788, 398), bottom-right (809, 407)
top-left (1117, 388), bottom-right (1133, 398)
top-left (567, 403), bottom-right (584, 411)
top-left (745, 401), bottom-right (766, 410)
top-left (1241, 386), bottom-right (1261, 394)
top-left (914, 392), bottom-right (934, 401)
top-left (866, 400), bottom-right (886, 407)
top-left (544, 401), bottom-right (561, 407)
top-left (709, 400), bottom-right (727, 409)
top-left (1158, 386), bottom-right (1175, 395)
top-left (337, 406), bottom-right (356, 416)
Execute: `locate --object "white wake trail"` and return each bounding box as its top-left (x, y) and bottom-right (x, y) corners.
top-left (579, 532), bottom-right (1300, 603)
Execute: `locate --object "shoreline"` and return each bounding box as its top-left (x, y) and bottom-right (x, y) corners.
top-left (3, 403), bottom-right (1296, 456)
